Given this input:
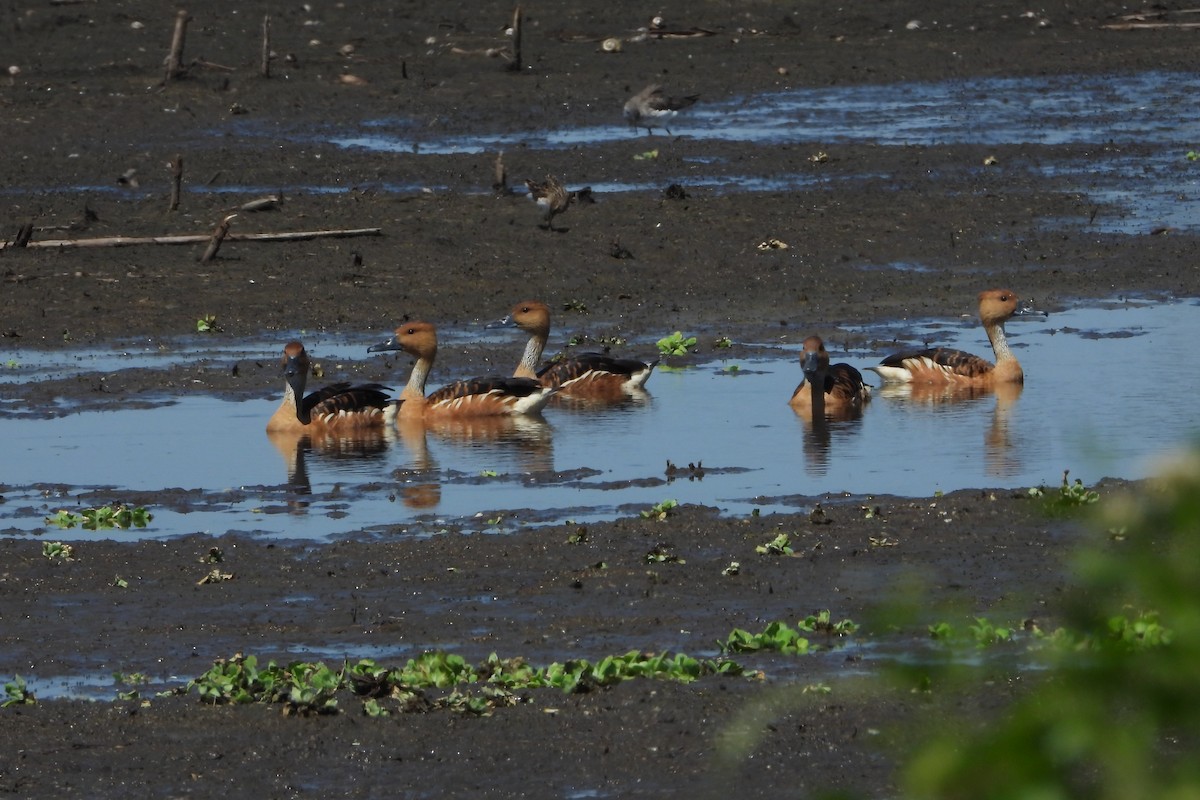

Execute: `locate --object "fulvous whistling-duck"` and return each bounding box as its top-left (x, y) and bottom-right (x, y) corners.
top-left (788, 335), bottom-right (870, 418)
top-left (866, 289), bottom-right (1042, 386)
top-left (266, 341), bottom-right (391, 433)
top-left (497, 300), bottom-right (658, 398)
top-left (368, 321), bottom-right (556, 419)
top-left (623, 84), bottom-right (700, 135)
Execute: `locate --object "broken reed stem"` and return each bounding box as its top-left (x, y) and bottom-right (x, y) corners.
top-left (163, 10), bottom-right (191, 83)
top-left (168, 155), bottom-right (183, 212)
top-left (261, 14), bottom-right (272, 78)
top-left (509, 5), bottom-right (522, 71)
top-left (200, 213), bottom-right (237, 262)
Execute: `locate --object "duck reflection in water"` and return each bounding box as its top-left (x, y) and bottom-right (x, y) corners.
top-left (266, 427), bottom-right (391, 512)
top-left (874, 380), bottom-right (1026, 478)
top-left (388, 413), bottom-right (555, 510)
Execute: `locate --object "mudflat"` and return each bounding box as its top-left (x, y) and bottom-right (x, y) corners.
top-left (2, 1), bottom-right (1196, 796)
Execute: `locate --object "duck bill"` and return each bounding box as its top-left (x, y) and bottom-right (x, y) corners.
top-left (368, 335), bottom-right (401, 354)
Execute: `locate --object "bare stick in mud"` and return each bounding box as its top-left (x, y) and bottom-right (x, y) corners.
top-left (168, 155), bottom-right (183, 212)
top-left (261, 15), bottom-right (272, 78)
top-left (509, 6), bottom-right (523, 71)
top-left (163, 10), bottom-right (191, 83)
top-left (200, 214), bottom-right (237, 262)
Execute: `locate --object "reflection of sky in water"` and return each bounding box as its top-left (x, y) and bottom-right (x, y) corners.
top-left (2, 300), bottom-right (1197, 541)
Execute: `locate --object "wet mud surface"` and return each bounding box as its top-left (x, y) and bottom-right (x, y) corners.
top-left (2, 0), bottom-right (1199, 796)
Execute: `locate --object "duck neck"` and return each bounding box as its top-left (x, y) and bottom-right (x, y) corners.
top-left (403, 356), bottom-right (433, 402)
top-left (986, 321), bottom-right (1015, 363)
top-left (808, 371), bottom-right (826, 416)
top-left (516, 329), bottom-right (547, 379)
top-left (285, 375), bottom-right (311, 424)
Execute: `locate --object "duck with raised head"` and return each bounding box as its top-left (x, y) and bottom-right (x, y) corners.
top-left (266, 341), bottom-right (392, 433)
top-left (369, 321), bottom-right (555, 419)
top-left (496, 300), bottom-right (658, 398)
top-left (867, 289), bottom-right (1042, 386)
top-left (788, 335), bottom-right (870, 419)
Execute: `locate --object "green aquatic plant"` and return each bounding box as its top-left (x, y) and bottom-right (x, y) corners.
top-left (714, 336), bottom-right (733, 349)
top-left (2, 676), bottom-right (36, 707)
top-left (196, 314), bottom-right (220, 333)
top-left (641, 499), bottom-right (678, 521)
top-left (755, 532), bottom-right (794, 556)
top-left (645, 543), bottom-right (684, 564)
top-left (41, 541), bottom-right (75, 561)
top-left (1028, 469), bottom-right (1100, 514)
top-left (45, 503), bottom-right (152, 530)
top-left (719, 621), bottom-right (812, 655)
top-left (656, 331), bottom-right (697, 356)
top-left (798, 610), bottom-right (859, 636)
top-left (188, 648), bottom-right (747, 712)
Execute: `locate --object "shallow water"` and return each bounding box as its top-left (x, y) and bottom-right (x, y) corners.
top-left (7, 72), bottom-right (1198, 234)
top-left (2, 299), bottom-right (1196, 542)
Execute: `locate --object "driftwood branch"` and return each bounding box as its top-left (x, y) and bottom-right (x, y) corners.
top-left (163, 10), bottom-right (191, 83)
top-left (1, 227), bottom-right (383, 251)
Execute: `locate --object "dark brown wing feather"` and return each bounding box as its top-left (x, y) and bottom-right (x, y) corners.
top-left (426, 376), bottom-right (544, 403)
top-left (537, 353), bottom-right (651, 386)
top-left (881, 347), bottom-right (994, 378)
top-left (826, 363), bottom-right (866, 401)
top-left (303, 383), bottom-right (391, 416)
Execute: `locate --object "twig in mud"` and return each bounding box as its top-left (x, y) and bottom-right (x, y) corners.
top-left (261, 14), bottom-right (273, 78)
top-left (200, 214), bottom-right (237, 263)
top-left (162, 10), bottom-right (191, 83)
top-left (167, 155), bottom-right (183, 212)
top-left (509, 5), bottom-right (523, 72)
top-left (492, 152), bottom-right (508, 195)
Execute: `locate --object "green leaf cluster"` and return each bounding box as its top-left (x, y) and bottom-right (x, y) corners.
top-left (655, 331), bottom-right (697, 356)
top-left (188, 648), bottom-right (746, 716)
top-left (2, 676), bottom-right (36, 707)
top-left (45, 504), bottom-right (153, 530)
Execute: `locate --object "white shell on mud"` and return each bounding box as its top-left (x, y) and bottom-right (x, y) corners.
top-left (601, 37), bottom-right (623, 53)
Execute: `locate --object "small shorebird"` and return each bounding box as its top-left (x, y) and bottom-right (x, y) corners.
top-left (866, 289), bottom-right (1044, 386)
top-left (623, 84), bottom-right (699, 135)
top-left (524, 174), bottom-right (571, 231)
top-left (788, 335), bottom-right (870, 420)
top-left (266, 341), bottom-right (391, 432)
top-left (495, 300), bottom-right (658, 399)
top-left (369, 321), bottom-right (556, 419)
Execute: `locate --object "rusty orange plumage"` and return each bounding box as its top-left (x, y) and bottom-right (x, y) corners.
top-left (867, 289), bottom-right (1043, 386)
top-left (496, 300), bottom-right (657, 398)
top-left (369, 321), bottom-right (555, 420)
top-left (788, 335), bottom-right (870, 419)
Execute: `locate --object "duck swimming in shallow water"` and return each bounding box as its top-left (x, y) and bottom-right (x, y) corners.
top-left (369, 321), bottom-right (555, 419)
top-left (866, 289), bottom-right (1042, 386)
top-left (266, 341), bottom-right (391, 433)
top-left (788, 335), bottom-right (870, 419)
top-left (496, 300), bottom-right (658, 399)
